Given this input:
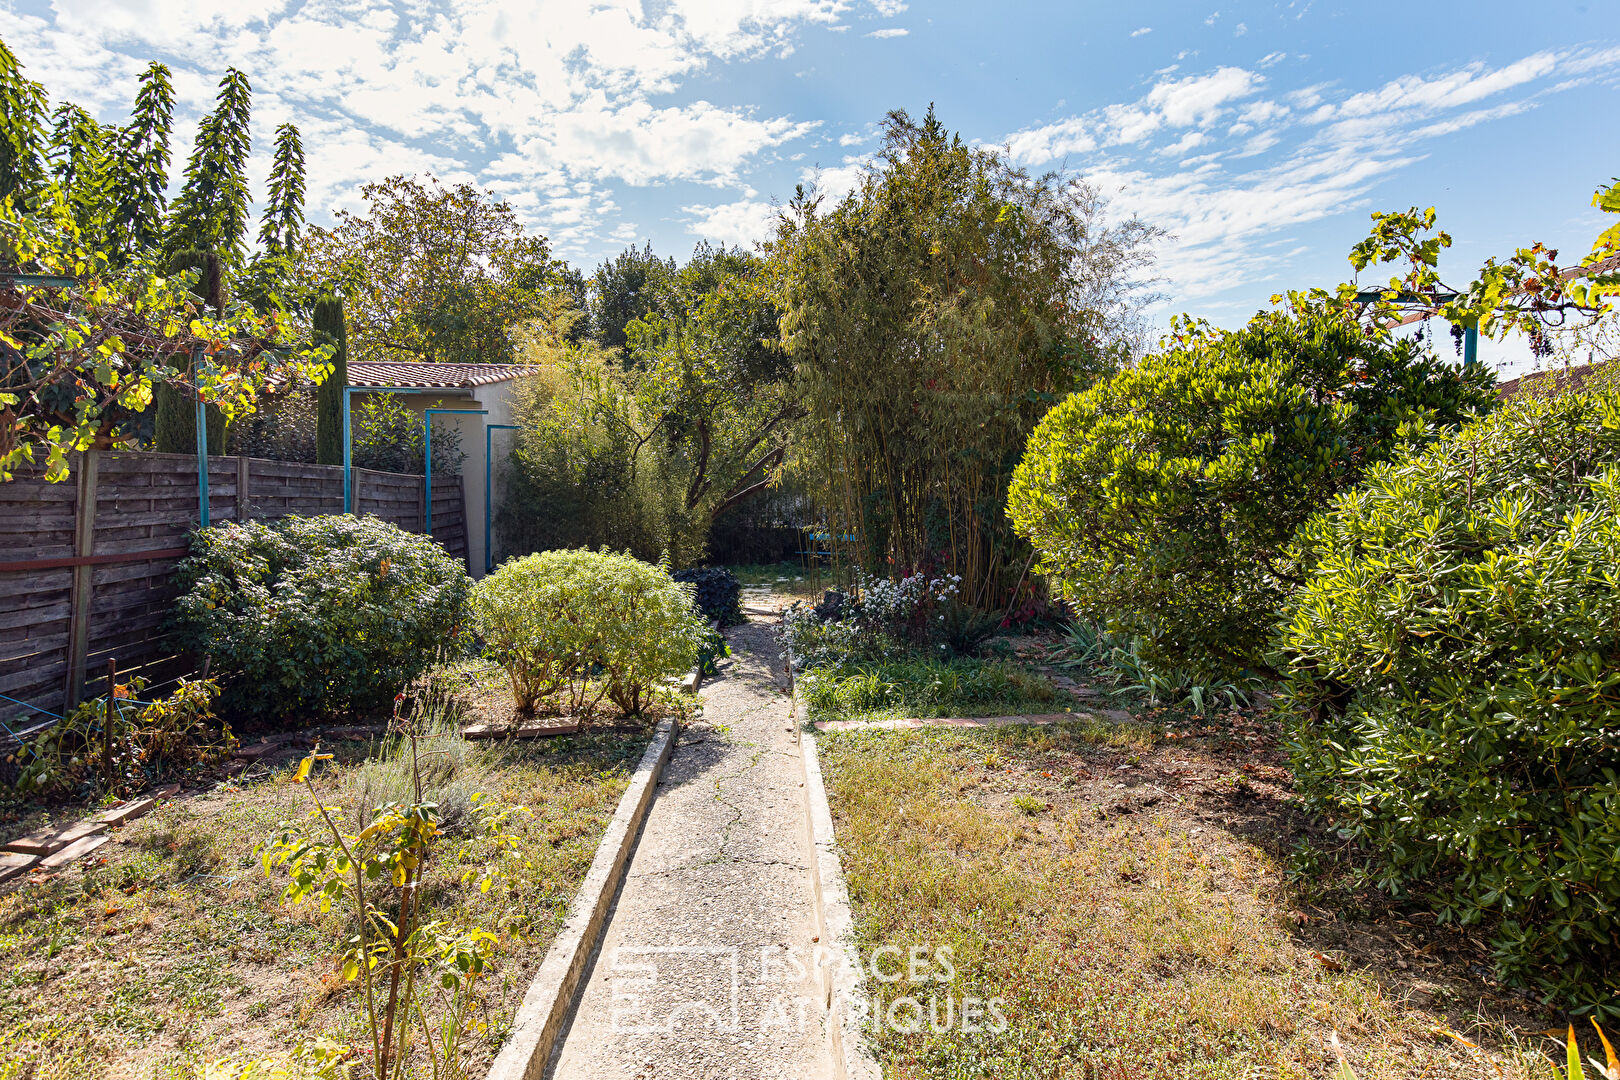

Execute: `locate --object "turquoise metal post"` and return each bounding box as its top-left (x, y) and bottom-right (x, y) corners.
top-left (485, 424), bottom-right (520, 574)
top-left (192, 344), bottom-right (209, 528)
top-left (342, 386), bottom-right (353, 513)
top-left (423, 407), bottom-right (487, 538)
top-left (342, 386), bottom-right (433, 515)
top-left (1464, 324), bottom-right (1479, 369)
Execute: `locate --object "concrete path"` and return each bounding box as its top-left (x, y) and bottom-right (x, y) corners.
top-left (548, 615), bottom-right (834, 1080)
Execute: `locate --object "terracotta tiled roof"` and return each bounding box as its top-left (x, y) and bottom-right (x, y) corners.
top-left (346, 361), bottom-right (536, 389)
top-left (1496, 360), bottom-right (1610, 398)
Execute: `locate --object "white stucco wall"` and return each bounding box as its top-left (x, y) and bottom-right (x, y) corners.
top-left (350, 377), bottom-right (534, 578)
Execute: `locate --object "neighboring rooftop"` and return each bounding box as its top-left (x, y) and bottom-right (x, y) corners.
top-left (1496, 359), bottom-right (1612, 398)
top-left (346, 361), bottom-right (537, 390)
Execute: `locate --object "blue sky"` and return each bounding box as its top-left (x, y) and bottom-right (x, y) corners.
top-left (2, 0), bottom-right (1615, 372)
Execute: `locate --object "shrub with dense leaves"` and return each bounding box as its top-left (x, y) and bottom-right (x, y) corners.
top-left (1009, 306), bottom-right (1497, 680)
top-left (672, 567), bottom-right (743, 625)
top-left (171, 516), bottom-right (472, 724)
top-left (1278, 389), bottom-right (1620, 1018)
top-left (468, 549), bottom-right (706, 718)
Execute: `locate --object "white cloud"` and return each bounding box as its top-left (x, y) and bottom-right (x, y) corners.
top-left (683, 198), bottom-right (780, 247)
top-left (866, 27), bottom-right (908, 38)
top-left (1233, 22), bottom-right (1247, 36)
top-left (1258, 51), bottom-right (1286, 67)
top-left (1130, 26), bottom-right (1152, 37)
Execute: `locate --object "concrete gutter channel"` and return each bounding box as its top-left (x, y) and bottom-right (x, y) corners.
top-left (488, 630), bottom-right (884, 1080)
top-left (788, 646), bottom-right (885, 1080)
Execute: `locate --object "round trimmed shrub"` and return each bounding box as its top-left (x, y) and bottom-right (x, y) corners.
top-left (1009, 307), bottom-right (1497, 681)
top-left (1278, 389), bottom-right (1620, 1017)
top-left (468, 549), bottom-right (706, 717)
top-left (672, 566), bottom-right (743, 625)
top-left (171, 515), bottom-right (472, 724)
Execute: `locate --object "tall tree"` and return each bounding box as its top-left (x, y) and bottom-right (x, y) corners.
top-left (110, 61), bottom-right (174, 265)
top-left (45, 103), bottom-right (115, 246)
top-left (297, 175), bottom-right (571, 366)
top-left (258, 122), bottom-right (304, 257)
top-left (312, 293), bottom-right (348, 465)
top-left (589, 242), bottom-right (676, 353)
top-left (0, 35), bottom-right (47, 204)
top-left (165, 68), bottom-right (252, 269)
top-left (774, 106), bottom-right (1159, 609)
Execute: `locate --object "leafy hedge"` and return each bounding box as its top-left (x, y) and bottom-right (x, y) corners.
top-left (1278, 389), bottom-right (1620, 1018)
top-left (171, 516), bottom-right (471, 724)
top-left (1009, 307), bottom-right (1497, 681)
top-left (672, 566), bottom-right (743, 625)
top-left (468, 549), bottom-right (706, 718)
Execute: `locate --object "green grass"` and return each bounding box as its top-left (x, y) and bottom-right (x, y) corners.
top-left (725, 561), bottom-right (832, 603)
top-left (798, 657), bottom-right (1063, 722)
top-left (0, 724), bottom-right (650, 1077)
top-left (817, 724), bottom-right (1564, 1080)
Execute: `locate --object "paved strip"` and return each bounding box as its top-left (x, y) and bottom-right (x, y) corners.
top-left (549, 617), bottom-right (834, 1080)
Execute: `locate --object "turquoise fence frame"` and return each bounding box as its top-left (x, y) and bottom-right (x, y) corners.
top-left (484, 424), bottom-right (520, 574)
top-left (424, 407), bottom-right (487, 539)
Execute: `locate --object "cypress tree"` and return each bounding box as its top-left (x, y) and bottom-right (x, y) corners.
top-left (313, 293), bottom-right (348, 465)
top-left (154, 249), bottom-right (226, 454)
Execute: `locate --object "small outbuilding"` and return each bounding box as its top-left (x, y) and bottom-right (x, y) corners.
top-left (346, 361), bottom-right (534, 578)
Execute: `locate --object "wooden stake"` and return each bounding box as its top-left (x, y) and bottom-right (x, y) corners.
top-left (102, 656), bottom-right (117, 791)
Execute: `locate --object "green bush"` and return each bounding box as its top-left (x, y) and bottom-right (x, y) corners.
top-left (672, 566), bottom-right (743, 625)
top-left (1009, 306), bottom-right (1497, 681)
top-left (468, 549), bottom-right (706, 718)
top-left (1278, 389), bottom-right (1620, 1018)
top-left (170, 516), bottom-right (472, 724)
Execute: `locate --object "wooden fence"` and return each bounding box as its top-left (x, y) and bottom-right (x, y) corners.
top-left (0, 451), bottom-right (467, 731)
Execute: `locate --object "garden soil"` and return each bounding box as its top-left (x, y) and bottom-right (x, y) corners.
top-left (549, 613), bottom-right (835, 1079)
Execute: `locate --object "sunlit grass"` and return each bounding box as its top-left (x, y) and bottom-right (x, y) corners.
top-left (818, 725), bottom-right (1564, 1080)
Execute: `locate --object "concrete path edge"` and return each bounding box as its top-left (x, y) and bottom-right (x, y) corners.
top-left (791, 654), bottom-right (884, 1080)
top-left (487, 715), bottom-right (680, 1080)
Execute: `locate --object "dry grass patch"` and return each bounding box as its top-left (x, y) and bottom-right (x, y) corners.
top-left (0, 723), bottom-right (651, 1079)
top-left (818, 720), bottom-right (1567, 1080)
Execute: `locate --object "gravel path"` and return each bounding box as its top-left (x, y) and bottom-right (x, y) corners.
top-left (548, 614), bottom-right (833, 1080)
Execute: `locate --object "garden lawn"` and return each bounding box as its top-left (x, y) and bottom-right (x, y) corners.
top-left (0, 723), bottom-right (653, 1079)
top-left (728, 561), bottom-right (828, 605)
top-left (816, 717), bottom-right (1562, 1080)
top-left (799, 657), bottom-right (1070, 724)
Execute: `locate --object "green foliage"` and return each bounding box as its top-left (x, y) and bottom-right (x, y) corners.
top-left (351, 392), bottom-right (463, 476)
top-left (296, 175), bottom-right (573, 367)
top-left (797, 657), bottom-right (1056, 720)
top-left (170, 516), bottom-right (472, 724)
top-left (671, 566), bottom-right (743, 625)
top-left (108, 62), bottom-right (174, 266)
top-left (0, 35), bottom-right (47, 202)
top-left (501, 246), bottom-right (796, 565)
top-left (588, 240), bottom-right (676, 352)
top-left (1278, 389), bottom-right (1620, 1018)
top-left (774, 106), bottom-right (1157, 609)
top-left (45, 103), bottom-right (114, 248)
top-left (468, 549), bottom-right (706, 717)
top-left (0, 206), bottom-right (331, 481)
top-left (258, 123), bottom-right (304, 257)
top-left (6, 676), bottom-right (228, 799)
top-left (164, 68), bottom-right (252, 270)
top-left (1009, 305), bottom-right (1497, 681)
top-left (313, 293), bottom-right (348, 465)
top-left (261, 692), bottom-right (525, 1080)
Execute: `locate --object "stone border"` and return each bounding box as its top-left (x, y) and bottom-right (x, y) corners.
top-left (486, 715), bottom-right (680, 1080)
top-left (791, 668), bottom-right (883, 1080)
